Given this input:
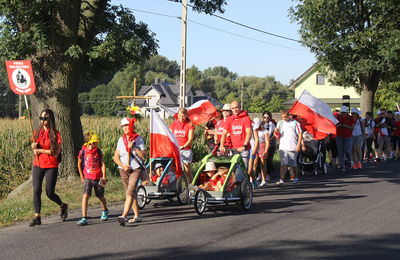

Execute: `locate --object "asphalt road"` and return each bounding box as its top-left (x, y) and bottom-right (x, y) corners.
top-left (1, 160), bottom-right (400, 260)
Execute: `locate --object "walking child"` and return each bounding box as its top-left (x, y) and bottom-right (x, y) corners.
top-left (77, 131), bottom-right (108, 226)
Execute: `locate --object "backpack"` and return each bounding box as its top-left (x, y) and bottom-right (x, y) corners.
top-left (80, 149), bottom-right (102, 169)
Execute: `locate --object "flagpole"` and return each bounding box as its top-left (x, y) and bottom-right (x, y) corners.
top-left (24, 95), bottom-right (39, 167)
top-left (149, 108), bottom-right (153, 174)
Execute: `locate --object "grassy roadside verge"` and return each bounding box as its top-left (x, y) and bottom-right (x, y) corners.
top-left (0, 155), bottom-right (282, 228)
top-left (0, 175), bottom-right (126, 227)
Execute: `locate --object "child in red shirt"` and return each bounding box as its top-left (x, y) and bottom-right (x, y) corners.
top-left (77, 131), bottom-right (108, 226)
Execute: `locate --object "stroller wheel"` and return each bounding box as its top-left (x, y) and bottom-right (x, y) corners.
top-left (194, 189), bottom-right (207, 215)
top-left (136, 185), bottom-right (147, 210)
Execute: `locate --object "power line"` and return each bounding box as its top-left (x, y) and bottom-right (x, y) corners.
top-left (188, 19), bottom-right (305, 51)
top-left (129, 8), bottom-right (179, 19)
top-left (128, 7), bottom-right (304, 50)
top-left (186, 3), bottom-right (301, 43)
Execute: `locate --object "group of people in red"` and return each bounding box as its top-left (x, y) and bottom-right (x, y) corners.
top-left (27, 103), bottom-right (399, 227)
top-left (327, 106), bottom-right (400, 172)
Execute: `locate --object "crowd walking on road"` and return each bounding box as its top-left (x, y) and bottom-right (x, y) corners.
top-left (27, 102), bottom-right (400, 227)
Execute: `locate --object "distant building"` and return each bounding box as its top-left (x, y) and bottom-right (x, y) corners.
top-left (285, 65), bottom-right (361, 108)
top-left (134, 78), bottom-right (222, 119)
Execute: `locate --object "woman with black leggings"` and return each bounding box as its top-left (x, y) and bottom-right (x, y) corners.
top-left (29, 109), bottom-right (68, 227)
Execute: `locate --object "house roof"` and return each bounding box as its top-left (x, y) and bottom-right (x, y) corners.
top-left (135, 80), bottom-right (195, 107)
top-left (288, 64), bottom-right (317, 90)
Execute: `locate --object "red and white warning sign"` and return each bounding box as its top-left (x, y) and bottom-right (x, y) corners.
top-left (5, 60), bottom-right (36, 95)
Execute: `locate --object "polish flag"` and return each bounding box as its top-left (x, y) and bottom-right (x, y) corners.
top-left (150, 109), bottom-right (182, 177)
top-left (160, 100), bottom-right (218, 125)
top-left (289, 90), bottom-right (338, 140)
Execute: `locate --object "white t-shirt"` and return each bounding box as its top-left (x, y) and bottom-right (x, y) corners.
top-left (264, 121), bottom-right (276, 146)
top-left (257, 128), bottom-right (267, 143)
top-left (364, 119), bottom-right (375, 137)
top-left (276, 119), bottom-right (302, 151)
top-left (352, 118), bottom-right (363, 136)
top-left (116, 135), bottom-right (146, 169)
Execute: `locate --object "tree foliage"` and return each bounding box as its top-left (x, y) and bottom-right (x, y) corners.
top-left (0, 0), bottom-right (228, 177)
top-left (289, 0), bottom-right (400, 114)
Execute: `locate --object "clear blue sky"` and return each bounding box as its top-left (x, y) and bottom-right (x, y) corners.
top-left (111, 0), bottom-right (316, 85)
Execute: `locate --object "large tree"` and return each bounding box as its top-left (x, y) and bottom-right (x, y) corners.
top-left (0, 0), bottom-right (227, 177)
top-left (290, 0), bottom-right (400, 114)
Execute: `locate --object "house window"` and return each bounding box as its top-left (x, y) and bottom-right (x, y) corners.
top-left (316, 74), bottom-right (325, 85)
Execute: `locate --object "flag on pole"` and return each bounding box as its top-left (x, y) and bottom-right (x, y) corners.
top-left (150, 110), bottom-right (182, 177)
top-left (289, 90), bottom-right (338, 140)
top-left (160, 100), bottom-right (218, 125)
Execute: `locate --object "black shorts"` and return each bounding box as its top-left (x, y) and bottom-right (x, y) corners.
top-left (83, 179), bottom-right (105, 197)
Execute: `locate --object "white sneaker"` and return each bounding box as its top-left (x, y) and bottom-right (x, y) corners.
top-left (260, 181), bottom-right (266, 187)
top-left (275, 180), bottom-right (284, 187)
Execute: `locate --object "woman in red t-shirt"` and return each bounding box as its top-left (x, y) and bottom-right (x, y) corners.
top-left (170, 108), bottom-right (195, 182)
top-left (29, 109), bottom-right (68, 227)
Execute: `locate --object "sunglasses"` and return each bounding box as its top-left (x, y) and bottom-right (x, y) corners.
top-left (39, 116), bottom-right (49, 121)
top-left (264, 117), bottom-right (270, 119)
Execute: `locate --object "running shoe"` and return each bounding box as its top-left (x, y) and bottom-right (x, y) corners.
top-left (293, 178), bottom-right (299, 184)
top-left (29, 217), bottom-right (41, 227)
top-left (259, 181), bottom-right (267, 187)
top-left (60, 203), bottom-right (68, 221)
top-left (357, 162), bottom-right (362, 169)
top-left (118, 216), bottom-right (127, 226)
top-left (77, 217), bottom-right (88, 226)
top-left (275, 179), bottom-right (284, 187)
top-left (100, 210), bottom-right (109, 221)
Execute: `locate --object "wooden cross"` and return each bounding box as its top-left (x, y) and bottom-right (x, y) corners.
top-left (116, 78), bottom-right (152, 106)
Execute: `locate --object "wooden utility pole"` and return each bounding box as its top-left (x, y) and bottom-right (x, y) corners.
top-left (241, 82), bottom-right (244, 109)
top-left (179, 0), bottom-right (187, 108)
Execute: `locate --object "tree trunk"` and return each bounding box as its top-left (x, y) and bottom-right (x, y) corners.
top-left (360, 86), bottom-right (375, 116)
top-left (359, 70), bottom-right (380, 117)
top-left (31, 63), bottom-right (83, 178)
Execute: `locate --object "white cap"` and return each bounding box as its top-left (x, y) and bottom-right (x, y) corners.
top-left (351, 107), bottom-right (359, 114)
top-left (340, 106), bottom-right (348, 113)
top-left (154, 163), bottom-right (163, 171)
top-left (204, 161), bottom-right (217, 172)
top-left (222, 104), bottom-right (231, 111)
top-left (395, 112), bottom-right (400, 116)
top-left (120, 117), bottom-right (129, 127)
top-left (377, 110), bottom-right (381, 115)
top-left (253, 118), bottom-right (262, 129)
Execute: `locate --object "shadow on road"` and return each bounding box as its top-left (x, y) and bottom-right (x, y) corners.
top-left (63, 233), bottom-right (400, 259)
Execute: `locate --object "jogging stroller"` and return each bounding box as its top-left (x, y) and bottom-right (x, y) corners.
top-left (297, 138), bottom-right (328, 176)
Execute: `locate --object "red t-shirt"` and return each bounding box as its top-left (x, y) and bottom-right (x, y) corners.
top-left (215, 119), bottom-right (232, 148)
top-left (336, 114), bottom-right (355, 138)
top-left (77, 146), bottom-right (103, 180)
top-left (32, 129), bottom-right (62, 168)
top-left (393, 120), bottom-right (400, 137)
top-left (170, 119), bottom-right (195, 150)
top-left (223, 111), bottom-right (252, 149)
top-left (151, 174), bottom-right (169, 184)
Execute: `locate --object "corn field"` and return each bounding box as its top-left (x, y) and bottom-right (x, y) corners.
top-left (0, 117), bottom-right (209, 200)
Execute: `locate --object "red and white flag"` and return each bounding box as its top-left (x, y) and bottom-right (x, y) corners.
top-left (150, 109), bottom-right (182, 177)
top-left (289, 90), bottom-right (338, 140)
top-left (160, 100), bottom-right (218, 125)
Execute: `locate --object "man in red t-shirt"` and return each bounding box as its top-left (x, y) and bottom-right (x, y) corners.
top-left (220, 100), bottom-right (252, 170)
top-left (170, 108), bottom-right (195, 182)
top-left (335, 106), bottom-right (355, 172)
